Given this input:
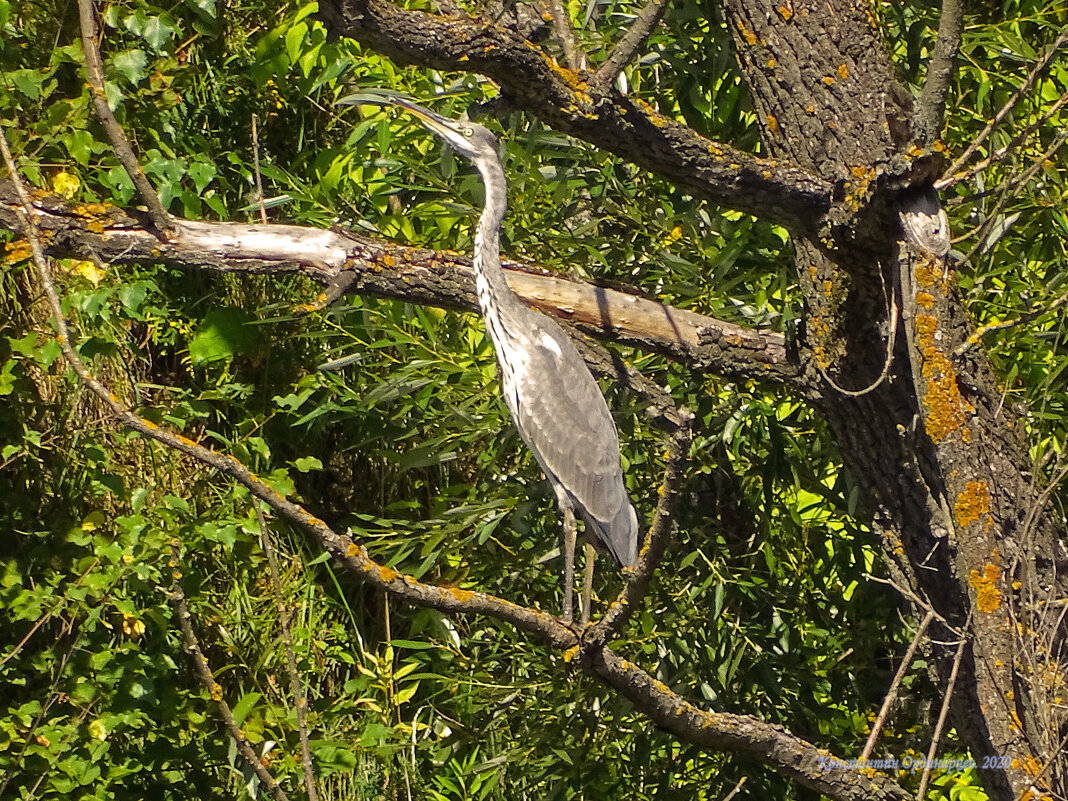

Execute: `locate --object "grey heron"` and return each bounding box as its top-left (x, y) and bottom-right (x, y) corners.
top-left (345, 95), bottom-right (639, 623)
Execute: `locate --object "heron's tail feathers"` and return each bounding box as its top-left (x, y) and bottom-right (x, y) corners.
top-left (585, 502), bottom-right (639, 569)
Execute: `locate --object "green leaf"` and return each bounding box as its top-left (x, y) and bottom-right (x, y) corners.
top-left (185, 0), bottom-right (217, 18)
top-left (112, 49), bottom-right (148, 85)
top-left (11, 69), bottom-right (45, 100)
top-left (293, 456), bottom-right (323, 472)
top-left (189, 308), bottom-right (258, 365)
top-left (230, 693), bottom-right (261, 727)
top-left (187, 160), bottom-right (216, 193)
top-left (141, 15), bottom-right (176, 52)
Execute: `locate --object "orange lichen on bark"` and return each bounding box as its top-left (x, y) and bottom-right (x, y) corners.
top-left (766, 114), bottom-right (779, 134)
top-left (914, 260), bottom-right (943, 288)
top-left (954, 481), bottom-right (990, 528)
top-left (969, 564), bottom-right (1002, 613)
top-left (837, 64), bottom-right (850, 79)
top-left (735, 20), bottom-right (758, 46)
top-left (915, 291), bottom-right (934, 308)
top-left (821, 76), bottom-right (835, 86)
top-left (915, 314), bottom-right (972, 443)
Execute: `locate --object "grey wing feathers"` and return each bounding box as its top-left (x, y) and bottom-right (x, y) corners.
top-left (503, 309), bottom-right (639, 567)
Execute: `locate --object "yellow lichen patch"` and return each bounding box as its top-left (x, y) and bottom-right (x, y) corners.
top-left (915, 314), bottom-right (971, 442)
top-left (4, 239), bottom-right (32, 264)
top-left (1022, 754), bottom-right (1043, 776)
top-left (775, 4), bottom-right (792, 20)
top-left (837, 64), bottom-right (850, 80)
top-left (915, 291), bottom-right (934, 308)
top-left (969, 564), bottom-right (1002, 614)
top-left (821, 76), bottom-right (835, 86)
top-left (735, 19), bottom-right (758, 46)
top-left (954, 481), bottom-right (989, 528)
top-left (346, 542), bottom-right (361, 558)
top-left (914, 261), bottom-right (943, 287)
top-left (380, 252), bottom-right (396, 267)
top-left (377, 564), bottom-right (401, 582)
top-left (766, 114), bottom-right (779, 134)
top-left (766, 57), bottom-right (777, 68)
top-left (805, 104), bottom-right (815, 114)
top-left (563, 645), bottom-right (579, 662)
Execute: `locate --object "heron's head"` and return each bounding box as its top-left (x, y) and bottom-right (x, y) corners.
top-left (391, 98), bottom-right (499, 166)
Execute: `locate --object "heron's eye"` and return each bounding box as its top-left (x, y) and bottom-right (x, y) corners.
top-left (463, 127), bottom-right (474, 137)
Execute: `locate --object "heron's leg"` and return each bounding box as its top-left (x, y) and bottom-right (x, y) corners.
top-left (580, 541), bottom-right (596, 626)
top-left (562, 507), bottom-right (576, 623)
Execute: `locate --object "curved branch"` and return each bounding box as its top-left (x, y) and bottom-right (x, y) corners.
top-left (316, 0), bottom-right (832, 232)
top-left (911, 0), bottom-right (964, 147)
top-left (0, 184), bottom-right (797, 386)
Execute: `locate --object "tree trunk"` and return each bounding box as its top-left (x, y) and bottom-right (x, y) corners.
top-left (721, 1), bottom-right (1067, 797)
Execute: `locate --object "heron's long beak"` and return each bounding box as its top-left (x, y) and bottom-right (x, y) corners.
top-left (336, 92), bottom-right (461, 142)
top-left (390, 98), bottom-right (462, 141)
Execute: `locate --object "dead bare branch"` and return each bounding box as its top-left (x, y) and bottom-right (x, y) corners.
top-left (169, 542), bottom-right (291, 801)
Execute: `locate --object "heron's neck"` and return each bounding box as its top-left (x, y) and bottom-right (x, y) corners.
top-left (472, 158), bottom-right (515, 320)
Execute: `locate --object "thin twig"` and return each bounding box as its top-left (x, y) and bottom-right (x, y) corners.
top-left (583, 411), bottom-right (692, 645)
top-left (860, 610), bottom-right (935, 760)
top-left (251, 114), bottom-right (269, 224)
top-left (915, 611), bottom-right (972, 800)
top-left (74, 0), bottom-right (174, 236)
top-left (591, 0), bottom-right (669, 91)
top-left (937, 88), bottom-right (1068, 191)
top-left (720, 776), bottom-right (747, 801)
top-left (547, 0), bottom-right (585, 70)
top-left (256, 505), bottom-right (319, 801)
top-left (957, 127), bottom-right (1068, 267)
top-left (169, 541), bottom-right (291, 801)
top-left (912, 0), bottom-right (964, 146)
top-left (943, 26), bottom-right (1068, 179)
top-left (953, 284), bottom-right (1068, 357)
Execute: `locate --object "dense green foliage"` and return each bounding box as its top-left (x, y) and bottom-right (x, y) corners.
top-left (1, 0), bottom-right (1066, 798)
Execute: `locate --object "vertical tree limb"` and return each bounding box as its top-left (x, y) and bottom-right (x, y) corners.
top-left (75, 0), bottom-right (175, 236)
top-left (912, 0), bottom-right (964, 146)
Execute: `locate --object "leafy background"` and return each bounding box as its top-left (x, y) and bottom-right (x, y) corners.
top-left (1, 0), bottom-right (1066, 798)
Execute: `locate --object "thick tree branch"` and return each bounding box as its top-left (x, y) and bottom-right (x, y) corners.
top-left (315, 0), bottom-right (832, 232)
top-left (911, 0), bottom-right (964, 147)
top-left (75, 0), bottom-right (175, 237)
top-left (0, 184), bottom-right (796, 386)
